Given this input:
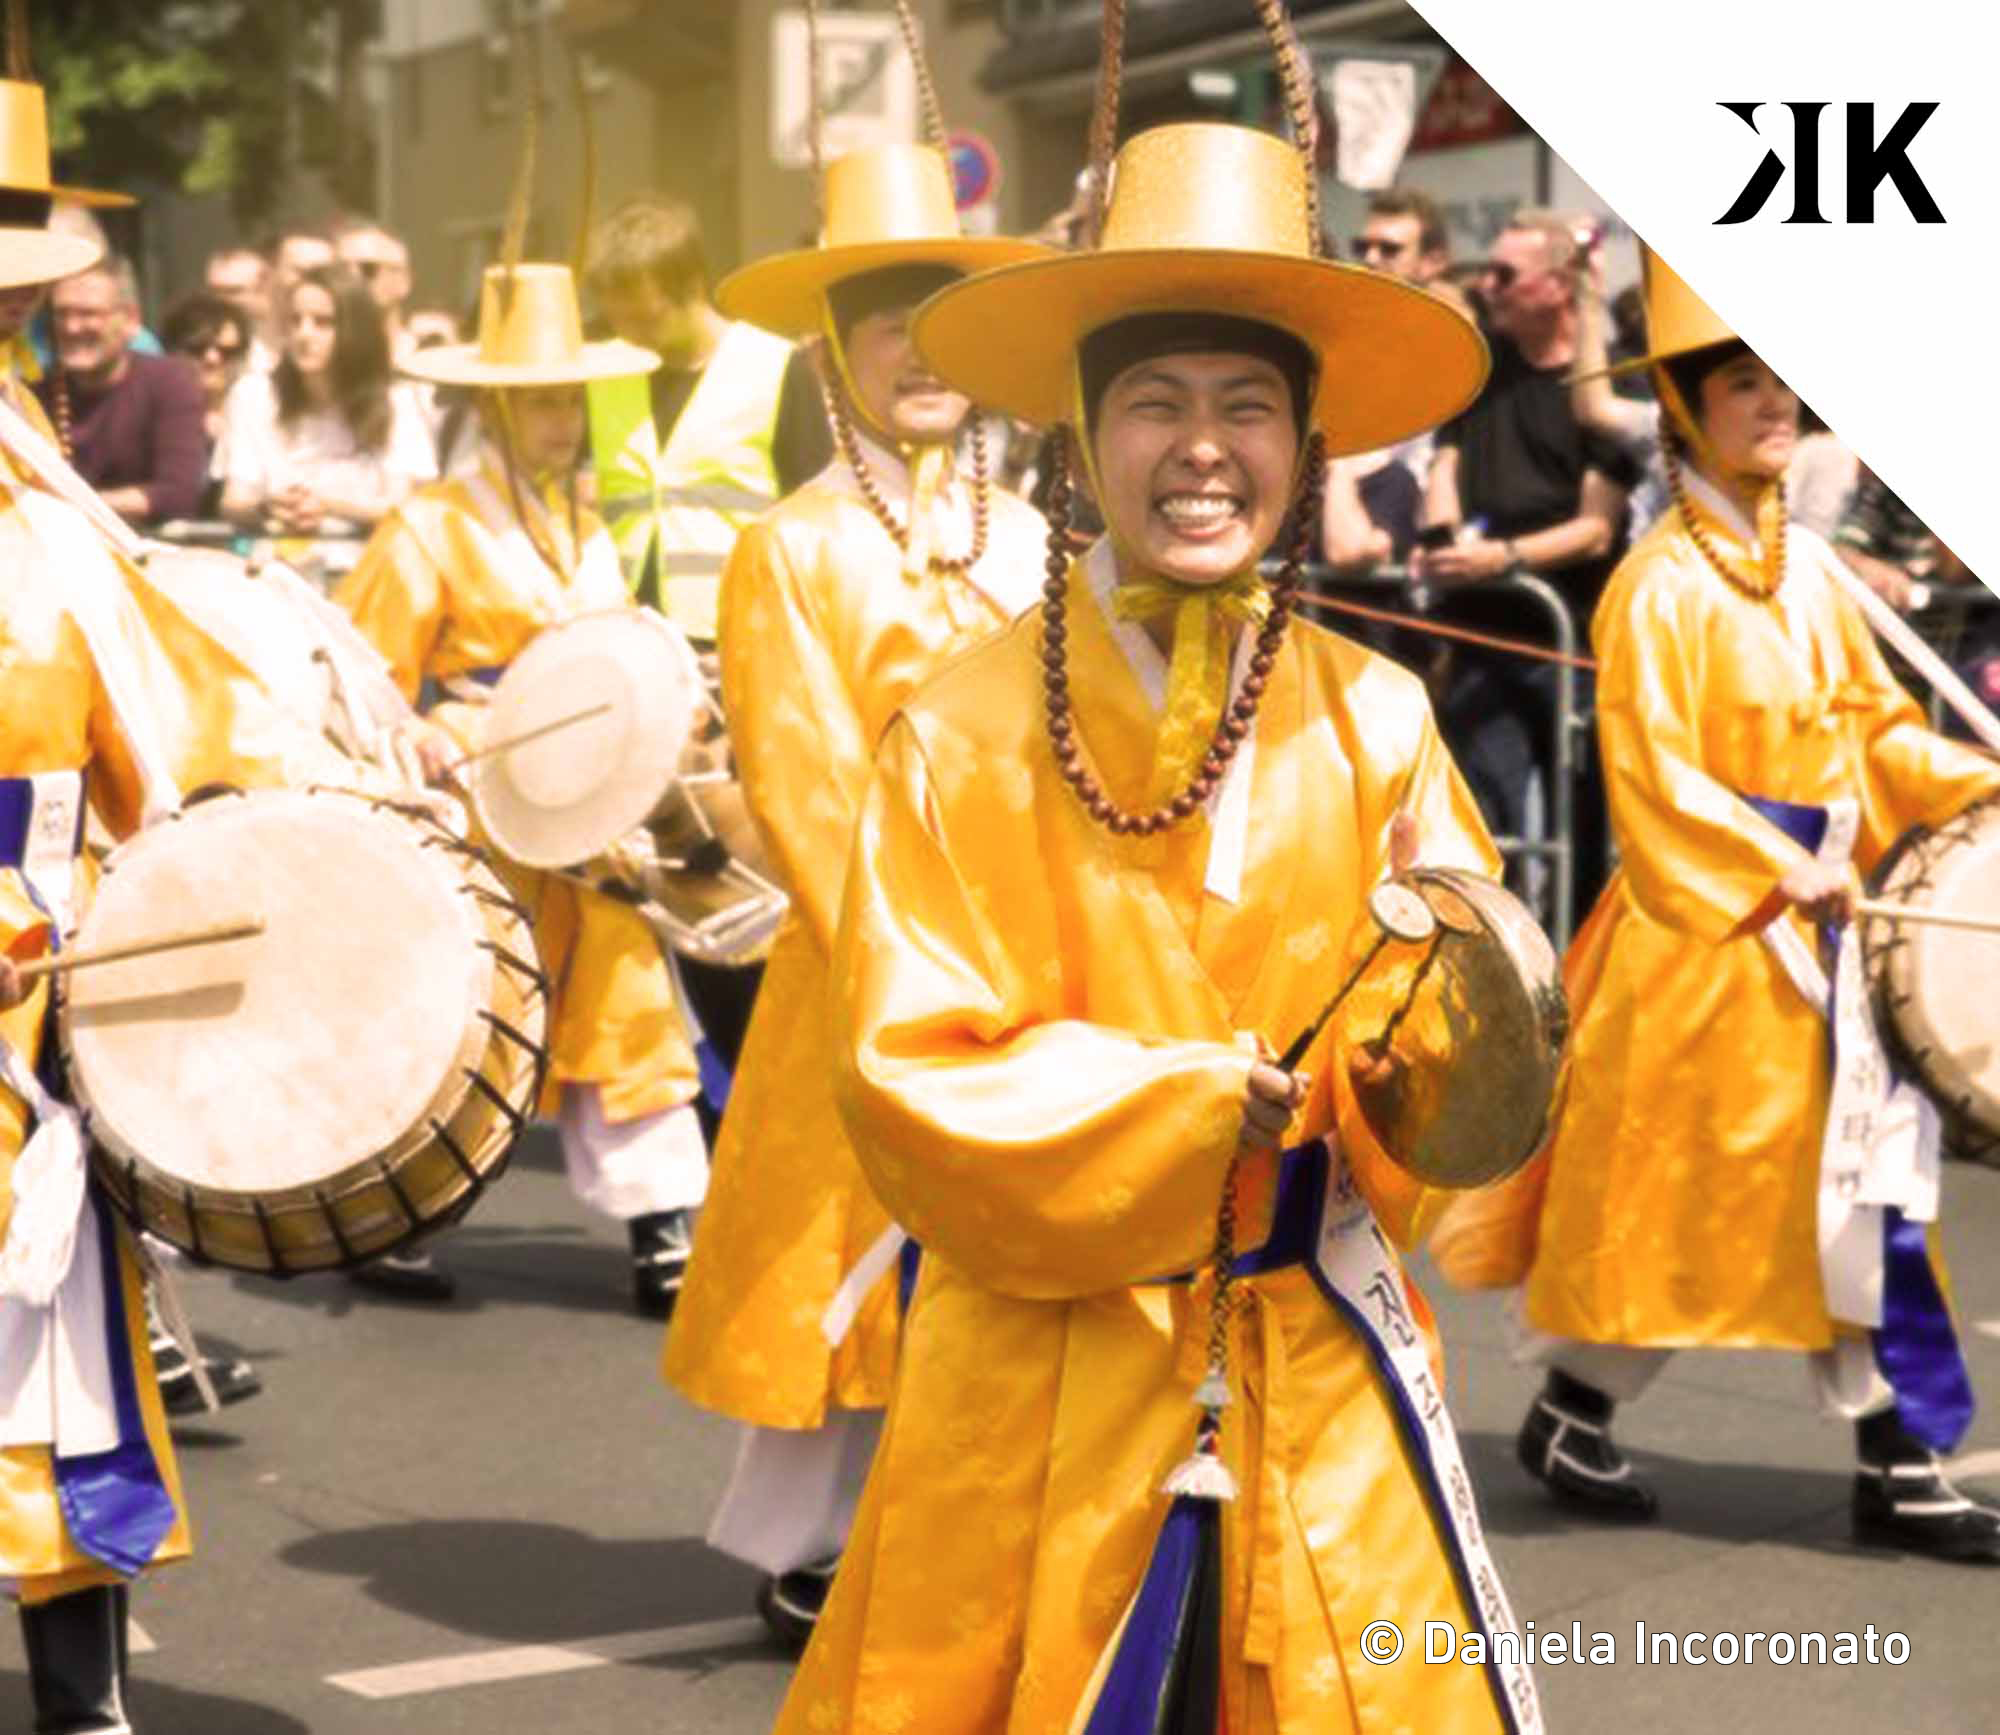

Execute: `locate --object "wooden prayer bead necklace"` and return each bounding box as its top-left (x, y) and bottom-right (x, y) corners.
top-left (1039, 430), bottom-right (1325, 837)
top-left (1664, 441), bottom-right (1788, 601)
top-left (50, 366), bottom-right (72, 460)
top-left (828, 389), bottom-right (991, 579)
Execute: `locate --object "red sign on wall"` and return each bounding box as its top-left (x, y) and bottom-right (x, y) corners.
top-left (1409, 58), bottom-right (1525, 153)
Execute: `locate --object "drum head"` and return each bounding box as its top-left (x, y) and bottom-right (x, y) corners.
top-left (473, 609), bottom-right (700, 868)
top-left (1868, 804), bottom-right (2000, 1152)
top-left (64, 790), bottom-right (491, 1194)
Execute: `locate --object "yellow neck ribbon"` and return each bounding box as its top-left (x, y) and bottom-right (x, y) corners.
top-left (2, 333), bottom-right (42, 387)
top-left (1655, 365), bottom-right (1786, 597)
top-left (821, 304), bottom-right (958, 584)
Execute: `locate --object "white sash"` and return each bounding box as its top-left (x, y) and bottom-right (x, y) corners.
top-left (1308, 1153), bottom-right (1544, 1734)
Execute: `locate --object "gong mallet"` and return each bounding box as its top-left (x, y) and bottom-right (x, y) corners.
top-left (1275, 883), bottom-right (1439, 1072)
top-left (446, 701), bottom-right (614, 774)
top-left (15, 917), bottom-right (267, 982)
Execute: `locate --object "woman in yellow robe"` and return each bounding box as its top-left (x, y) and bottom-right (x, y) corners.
top-left (0, 480), bottom-right (196, 1733)
top-left (1511, 251), bottom-right (2000, 1557)
top-left (337, 264), bottom-right (707, 1311)
top-left (659, 141), bottom-right (1048, 1646)
top-left (784, 125), bottom-right (1537, 1735)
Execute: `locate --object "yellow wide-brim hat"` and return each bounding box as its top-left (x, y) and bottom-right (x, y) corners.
top-left (403, 262), bottom-right (659, 387)
top-left (1575, 244), bottom-right (1736, 382)
top-left (0, 77), bottom-right (126, 288)
top-left (715, 143), bottom-right (1051, 339)
top-left (913, 123), bottom-right (1488, 457)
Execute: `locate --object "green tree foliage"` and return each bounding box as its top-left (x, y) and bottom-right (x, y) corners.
top-left (29, 0), bottom-right (378, 221)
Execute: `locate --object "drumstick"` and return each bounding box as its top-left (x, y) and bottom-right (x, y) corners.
top-left (1856, 898), bottom-right (2000, 938)
top-left (15, 918), bottom-right (267, 982)
top-left (447, 702), bottom-right (614, 771)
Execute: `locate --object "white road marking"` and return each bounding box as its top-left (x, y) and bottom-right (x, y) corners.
top-left (1974, 1319), bottom-right (2000, 1341)
top-left (128, 1618), bottom-right (156, 1655)
top-left (1946, 1448), bottom-right (2000, 1481)
top-left (324, 1615), bottom-right (770, 1699)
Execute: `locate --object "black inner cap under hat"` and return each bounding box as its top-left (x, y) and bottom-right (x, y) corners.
top-left (1078, 312), bottom-right (1316, 438)
top-left (1659, 338), bottom-right (1754, 417)
top-left (825, 264), bottom-right (965, 339)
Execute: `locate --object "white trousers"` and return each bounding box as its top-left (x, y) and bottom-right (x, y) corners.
top-left (706, 1409), bottom-right (885, 1576)
top-left (556, 1084), bottom-right (708, 1222)
top-left (1509, 1292), bottom-right (1895, 1420)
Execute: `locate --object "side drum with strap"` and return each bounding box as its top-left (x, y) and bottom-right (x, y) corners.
top-left (469, 607), bottom-right (789, 968)
top-left (63, 787), bottom-right (548, 1274)
top-left (1863, 798), bottom-right (2000, 1167)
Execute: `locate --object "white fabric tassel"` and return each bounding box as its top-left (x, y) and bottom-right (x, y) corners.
top-left (1161, 1449), bottom-right (1239, 1503)
top-left (0, 1039), bottom-right (90, 1307)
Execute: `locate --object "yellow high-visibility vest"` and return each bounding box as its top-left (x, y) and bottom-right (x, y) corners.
top-left (587, 320), bottom-right (794, 641)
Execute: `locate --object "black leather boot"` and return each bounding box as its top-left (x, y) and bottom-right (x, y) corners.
top-left (1853, 1409), bottom-right (2000, 1564)
top-left (19, 1583), bottom-right (132, 1734)
top-left (756, 1554), bottom-right (840, 1654)
top-left (628, 1209), bottom-right (693, 1319)
top-left (1517, 1368), bottom-right (1660, 1520)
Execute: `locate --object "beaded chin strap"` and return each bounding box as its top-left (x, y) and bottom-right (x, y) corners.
top-left (1037, 428), bottom-right (1326, 836)
top-left (825, 386), bottom-right (992, 580)
top-left (1663, 440), bottom-right (1790, 602)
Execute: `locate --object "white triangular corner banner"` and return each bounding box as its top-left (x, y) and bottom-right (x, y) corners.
top-left (1407, 0), bottom-right (2000, 601)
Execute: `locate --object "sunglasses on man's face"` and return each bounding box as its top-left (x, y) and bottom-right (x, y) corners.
top-left (1479, 261), bottom-right (1521, 290)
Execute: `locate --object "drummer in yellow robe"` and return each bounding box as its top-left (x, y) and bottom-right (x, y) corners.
top-left (0, 208), bottom-right (198, 1725)
top-left (781, 123), bottom-right (1540, 1735)
top-left (337, 263), bottom-right (708, 1314)
top-left (659, 142), bottom-right (1049, 1647)
top-left (1507, 251), bottom-right (2000, 1559)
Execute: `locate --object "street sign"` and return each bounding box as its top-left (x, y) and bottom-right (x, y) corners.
top-left (946, 129), bottom-right (1002, 211)
top-left (770, 10), bottom-right (919, 170)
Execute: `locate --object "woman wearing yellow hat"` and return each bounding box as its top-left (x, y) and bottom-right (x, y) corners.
top-left (335, 263), bottom-right (711, 1312)
top-left (774, 121), bottom-right (1538, 1735)
top-left (1508, 248), bottom-right (2000, 1558)
top-left (659, 138), bottom-right (1050, 1649)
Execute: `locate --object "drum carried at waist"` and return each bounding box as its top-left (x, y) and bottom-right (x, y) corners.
top-left (467, 608), bottom-right (788, 968)
top-left (63, 787), bottom-right (548, 1274)
top-left (1863, 798), bottom-right (2000, 1168)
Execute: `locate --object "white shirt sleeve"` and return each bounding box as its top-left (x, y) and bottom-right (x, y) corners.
top-left (385, 384), bottom-right (440, 487)
top-left (217, 372), bottom-right (278, 498)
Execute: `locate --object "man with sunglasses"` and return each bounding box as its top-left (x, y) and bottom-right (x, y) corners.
top-left (1349, 187), bottom-right (1460, 302)
top-left (1416, 208), bottom-right (1637, 920)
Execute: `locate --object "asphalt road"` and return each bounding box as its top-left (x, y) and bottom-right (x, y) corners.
top-left (6, 1129), bottom-right (2000, 1733)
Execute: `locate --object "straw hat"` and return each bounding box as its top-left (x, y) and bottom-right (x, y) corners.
top-left (714, 143), bottom-right (1050, 338)
top-left (1576, 245), bottom-right (1734, 382)
top-left (403, 262), bottom-right (658, 387)
top-left (913, 124), bottom-right (1488, 457)
top-left (0, 78), bottom-right (130, 289)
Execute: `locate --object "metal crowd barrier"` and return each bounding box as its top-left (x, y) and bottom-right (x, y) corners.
top-left (151, 521), bottom-right (373, 594)
top-left (1901, 581), bottom-right (2000, 735)
top-left (1289, 563), bottom-right (1586, 951)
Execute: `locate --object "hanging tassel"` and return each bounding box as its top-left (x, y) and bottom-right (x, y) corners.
top-left (1073, 1374), bottom-right (1234, 1735)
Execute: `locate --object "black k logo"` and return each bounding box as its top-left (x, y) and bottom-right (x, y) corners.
top-left (1716, 102), bottom-right (1945, 224)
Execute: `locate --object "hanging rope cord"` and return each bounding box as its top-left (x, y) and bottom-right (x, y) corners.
top-left (890, 0), bottom-right (948, 148)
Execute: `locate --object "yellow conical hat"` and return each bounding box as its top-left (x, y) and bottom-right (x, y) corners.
top-left (1584, 244), bottom-right (1736, 381)
top-left (912, 123), bottom-right (1487, 456)
top-left (401, 262), bottom-right (658, 387)
top-left (0, 78), bottom-right (127, 288)
top-left (715, 143), bottom-right (1050, 339)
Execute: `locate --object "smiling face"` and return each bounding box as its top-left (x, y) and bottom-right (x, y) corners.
top-left (841, 304), bottom-right (970, 445)
top-left (51, 269), bottom-right (136, 381)
top-left (1091, 350), bottom-right (1301, 585)
top-left (1693, 353), bottom-right (1799, 482)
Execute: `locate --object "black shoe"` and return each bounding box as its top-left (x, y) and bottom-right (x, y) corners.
top-left (1853, 1460), bottom-right (2000, 1563)
top-left (349, 1247), bottom-right (457, 1303)
top-left (629, 1210), bottom-right (692, 1319)
top-left (1516, 1372), bottom-right (1659, 1521)
top-left (152, 1331), bottom-right (262, 1418)
top-left (19, 1583), bottom-right (130, 1733)
top-left (756, 1555), bottom-right (839, 1654)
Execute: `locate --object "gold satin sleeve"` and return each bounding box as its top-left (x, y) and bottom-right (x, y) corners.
top-left (834, 717), bottom-right (1256, 1300)
top-left (336, 512), bottom-right (446, 703)
top-left (1832, 585), bottom-right (2000, 861)
top-left (1596, 575), bottom-right (1808, 939)
top-left (718, 516), bottom-right (878, 953)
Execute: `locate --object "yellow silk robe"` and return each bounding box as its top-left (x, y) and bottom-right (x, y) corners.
top-left (337, 458), bottom-right (697, 1120)
top-left (782, 554), bottom-right (1509, 1735)
top-left (0, 492), bottom-right (192, 1601)
top-left (665, 447), bottom-right (1046, 1427)
top-left (1524, 495), bottom-right (2000, 1350)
